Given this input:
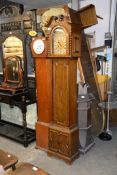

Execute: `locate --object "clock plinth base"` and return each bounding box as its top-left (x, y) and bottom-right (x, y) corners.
top-left (48, 124), bottom-right (79, 163)
top-left (36, 121), bottom-right (50, 151)
top-left (48, 149), bottom-right (79, 164)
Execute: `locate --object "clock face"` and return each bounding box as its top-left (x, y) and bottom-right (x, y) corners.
top-left (33, 39), bottom-right (45, 54)
top-left (52, 27), bottom-right (67, 55)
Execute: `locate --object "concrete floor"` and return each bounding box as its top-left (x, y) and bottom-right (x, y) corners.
top-left (0, 127), bottom-right (117, 175)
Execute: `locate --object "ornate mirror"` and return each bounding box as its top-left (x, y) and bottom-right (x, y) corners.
top-left (0, 36), bottom-right (24, 91)
top-left (4, 56), bottom-right (23, 84)
top-left (3, 36), bottom-right (23, 59)
top-left (0, 2), bottom-right (37, 94)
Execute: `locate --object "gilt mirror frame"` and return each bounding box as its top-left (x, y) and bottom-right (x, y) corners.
top-left (0, 33), bottom-right (27, 88)
top-left (4, 55), bottom-right (23, 86)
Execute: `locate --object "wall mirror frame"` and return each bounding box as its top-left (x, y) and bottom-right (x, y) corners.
top-left (0, 32), bottom-right (27, 92)
top-left (0, 2), bottom-right (37, 93)
top-left (2, 55), bottom-right (23, 89)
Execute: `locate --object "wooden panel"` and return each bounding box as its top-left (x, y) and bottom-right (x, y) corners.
top-left (53, 59), bottom-right (77, 127)
top-left (69, 60), bottom-right (77, 127)
top-left (80, 31), bottom-right (100, 100)
top-left (49, 127), bottom-right (78, 156)
top-left (110, 109), bottom-right (117, 127)
top-left (48, 125), bottom-right (79, 162)
top-left (8, 162), bottom-right (49, 175)
top-left (58, 132), bottom-right (69, 156)
top-left (72, 33), bottom-right (81, 57)
top-left (36, 122), bottom-right (49, 150)
top-left (80, 32), bottom-right (103, 136)
top-left (0, 149), bottom-right (18, 170)
top-left (53, 60), bottom-right (69, 126)
top-left (78, 4), bottom-right (98, 29)
top-left (70, 129), bottom-right (79, 156)
top-left (35, 59), bottom-right (52, 123)
top-left (49, 129), bottom-right (59, 152)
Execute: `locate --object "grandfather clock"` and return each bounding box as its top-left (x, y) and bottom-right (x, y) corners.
top-left (31, 4), bottom-right (98, 163)
top-left (46, 12), bottom-right (81, 164)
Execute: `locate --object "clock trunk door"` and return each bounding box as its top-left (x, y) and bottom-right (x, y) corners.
top-left (53, 60), bottom-right (69, 126)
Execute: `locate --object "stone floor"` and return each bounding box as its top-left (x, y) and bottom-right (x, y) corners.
top-left (0, 127), bottom-right (117, 175)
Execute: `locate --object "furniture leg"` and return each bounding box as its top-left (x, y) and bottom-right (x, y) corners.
top-left (22, 96), bottom-right (28, 147)
top-left (12, 164), bottom-right (16, 171)
top-left (22, 111), bottom-right (28, 147)
top-left (0, 103), bottom-right (1, 121)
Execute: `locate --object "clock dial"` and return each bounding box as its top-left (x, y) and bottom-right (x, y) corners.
top-left (33, 39), bottom-right (45, 54)
top-left (52, 27), bottom-right (67, 55)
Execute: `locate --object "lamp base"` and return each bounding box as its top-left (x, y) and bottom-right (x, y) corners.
top-left (98, 131), bottom-right (112, 141)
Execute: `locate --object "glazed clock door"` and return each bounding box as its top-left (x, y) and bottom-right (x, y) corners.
top-left (53, 60), bottom-right (69, 126)
top-left (51, 27), bottom-right (69, 56)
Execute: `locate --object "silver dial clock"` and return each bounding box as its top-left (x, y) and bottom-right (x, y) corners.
top-left (33, 39), bottom-right (45, 54)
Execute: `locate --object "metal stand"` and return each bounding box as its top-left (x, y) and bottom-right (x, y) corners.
top-left (98, 91), bottom-right (113, 141)
top-left (99, 131), bottom-right (112, 140)
top-left (78, 83), bottom-right (95, 154)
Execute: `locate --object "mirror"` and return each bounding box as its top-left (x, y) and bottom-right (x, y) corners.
top-left (5, 56), bottom-right (19, 82)
top-left (0, 36), bottom-right (24, 89)
top-left (3, 36), bottom-right (23, 59)
top-left (4, 56), bottom-right (23, 86)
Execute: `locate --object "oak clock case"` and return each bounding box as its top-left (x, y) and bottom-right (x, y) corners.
top-left (31, 4), bottom-right (99, 162)
top-left (35, 4), bottom-right (99, 162)
top-left (30, 36), bottom-right (48, 58)
top-left (32, 6), bottom-right (82, 163)
top-left (45, 14), bottom-right (79, 163)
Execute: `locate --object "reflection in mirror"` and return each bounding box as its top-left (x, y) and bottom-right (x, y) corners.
top-left (0, 55), bottom-right (24, 92)
top-left (0, 53), bottom-right (3, 84)
top-left (0, 54), bottom-right (2, 72)
top-left (0, 36), bottom-right (26, 92)
top-left (4, 56), bottom-right (23, 87)
top-left (6, 57), bottom-right (19, 82)
top-left (3, 36), bottom-right (23, 59)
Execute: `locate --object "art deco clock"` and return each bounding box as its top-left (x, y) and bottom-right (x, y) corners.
top-left (30, 36), bottom-right (48, 58)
